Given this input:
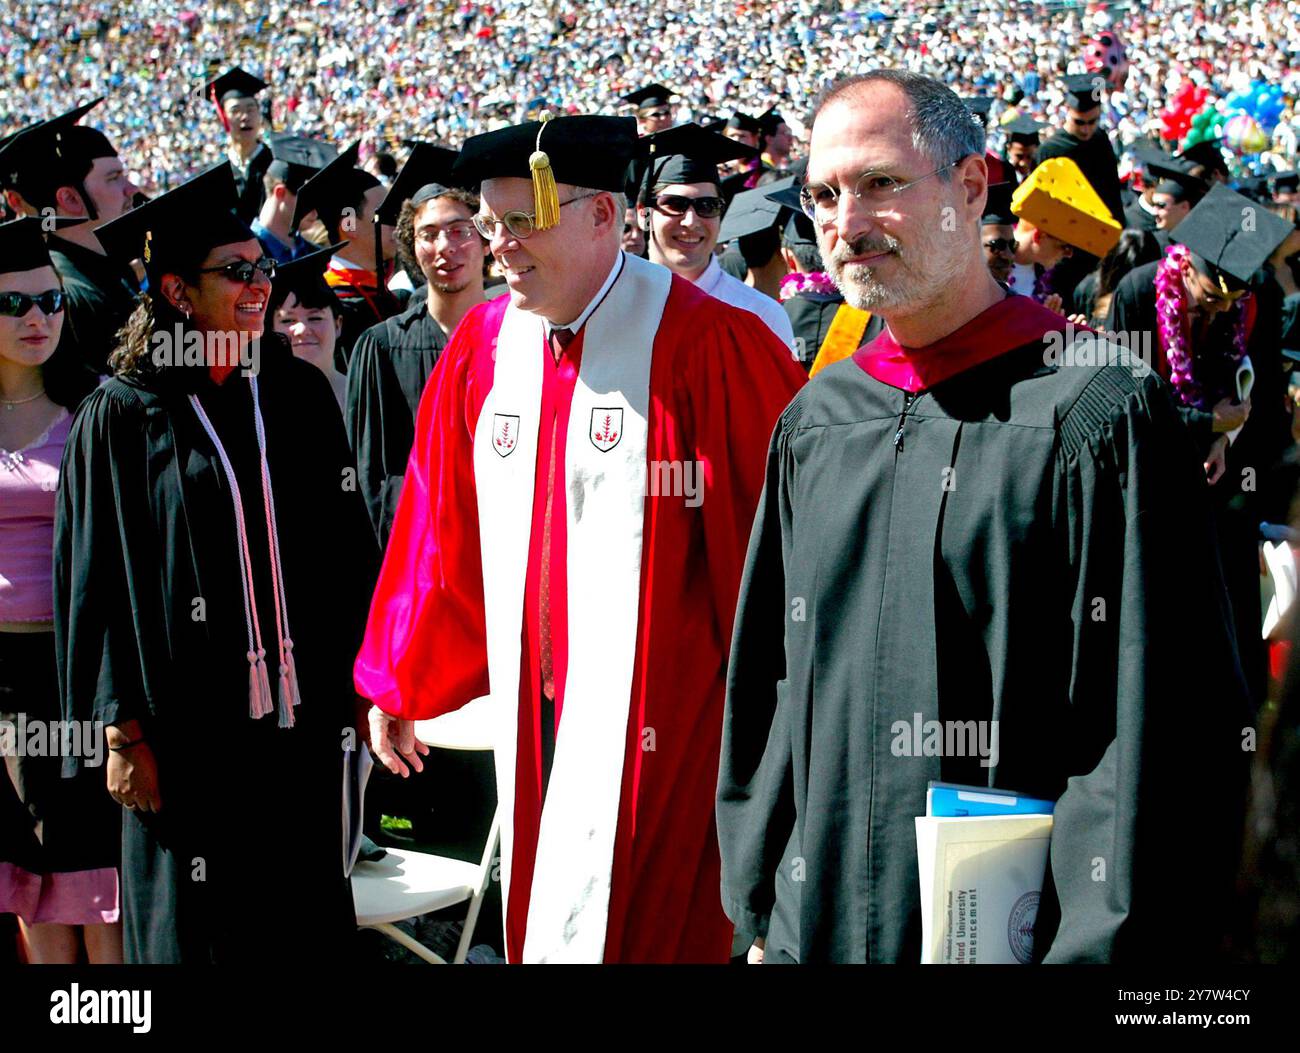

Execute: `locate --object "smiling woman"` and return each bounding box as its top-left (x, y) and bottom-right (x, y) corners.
top-left (54, 164), bottom-right (380, 964)
top-left (0, 218), bottom-right (112, 965)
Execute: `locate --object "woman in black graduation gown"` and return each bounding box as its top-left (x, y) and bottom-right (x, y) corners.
top-left (54, 164), bottom-right (379, 964)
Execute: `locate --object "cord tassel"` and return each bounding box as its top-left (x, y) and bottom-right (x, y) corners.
top-left (529, 112), bottom-right (560, 231)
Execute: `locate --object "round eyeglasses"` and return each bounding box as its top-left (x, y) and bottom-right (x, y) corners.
top-left (473, 193), bottom-right (598, 241)
top-left (799, 159), bottom-right (967, 222)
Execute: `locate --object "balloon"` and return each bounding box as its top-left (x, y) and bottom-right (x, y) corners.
top-left (1084, 29), bottom-right (1130, 89)
top-left (1225, 113), bottom-right (1268, 154)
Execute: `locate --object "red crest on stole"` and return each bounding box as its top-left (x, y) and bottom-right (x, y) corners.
top-left (493, 413), bottom-right (520, 457)
top-left (589, 408), bottom-right (623, 452)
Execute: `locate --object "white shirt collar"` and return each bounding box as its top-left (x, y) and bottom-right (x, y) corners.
top-left (690, 254), bottom-right (723, 294)
top-left (545, 251), bottom-right (625, 336)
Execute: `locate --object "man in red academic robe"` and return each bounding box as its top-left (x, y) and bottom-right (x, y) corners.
top-left (354, 115), bottom-right (805, 963)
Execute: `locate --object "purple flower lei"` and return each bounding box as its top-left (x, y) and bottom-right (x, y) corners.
top-left (779, 271), bottom-right (839, 301)
top-left (1154, 243), bottom-right (1250, 409)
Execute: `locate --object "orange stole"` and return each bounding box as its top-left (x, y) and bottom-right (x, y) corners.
top-left (809, 303), bottom-right (872, 377)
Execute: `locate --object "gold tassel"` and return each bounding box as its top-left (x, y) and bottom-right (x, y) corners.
top-left (530, 111), bottom-right (561, 231)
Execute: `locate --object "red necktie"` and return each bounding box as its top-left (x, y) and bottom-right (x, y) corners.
top-left (539, 327), bottom-right (575, 701)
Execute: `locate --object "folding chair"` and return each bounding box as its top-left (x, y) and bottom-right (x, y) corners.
top-left (352, 697), bottom-right (499, 964)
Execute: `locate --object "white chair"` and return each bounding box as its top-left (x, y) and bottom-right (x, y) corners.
top-left (352, 698), bottom-right (499, 964)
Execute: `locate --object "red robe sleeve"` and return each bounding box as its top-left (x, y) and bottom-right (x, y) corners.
top-left (683, 295), bottom-right (808, 643)
top-left (352, 299), bottom-right (502, 718)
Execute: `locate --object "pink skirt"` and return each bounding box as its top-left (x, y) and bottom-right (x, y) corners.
top-left (0, 862), bottom-right (119, 925)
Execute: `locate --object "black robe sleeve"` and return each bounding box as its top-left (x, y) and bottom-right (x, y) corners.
top-left (345, 314), bottom-right (446, 547)
top-left (716, 406), bottom-right (799, 940)
top-left (54, 384), bottom-right (167, 775)
top-left (1044, 366), bottom-right (1250, 961)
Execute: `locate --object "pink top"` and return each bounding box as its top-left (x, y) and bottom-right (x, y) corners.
top-left (0, 409), bottom-right (70, 623)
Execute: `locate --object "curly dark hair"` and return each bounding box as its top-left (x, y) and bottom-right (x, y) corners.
top-left (394, 188), bottom-right (484, 277)
top-left (107, 287), bottom-right (193, 378)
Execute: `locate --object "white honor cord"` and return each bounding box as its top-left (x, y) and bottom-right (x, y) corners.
top-left (188, 380), bottom-right (294, 721)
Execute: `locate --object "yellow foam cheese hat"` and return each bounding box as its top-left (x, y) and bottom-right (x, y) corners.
top-left (1010, 156), bottom-right (1122, 257)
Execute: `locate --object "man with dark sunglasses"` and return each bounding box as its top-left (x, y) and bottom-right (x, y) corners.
top-left (621, 84), bottom-right (678, 137)
top-left (0, 99), bottom-right (140, 375)
top-left (980, 182), bottom-right (1017, 284)
top-left (638, 124), bottom-right (795, 350)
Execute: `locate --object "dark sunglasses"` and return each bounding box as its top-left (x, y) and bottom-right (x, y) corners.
top-left (653, 194), bottom-right (725, 219)
top-left (0, 289), bottom-right (65, 317)
top-left (197, 257), bottom-right (277, 283)
top-left (982, 237), bottom-right (1016, 254)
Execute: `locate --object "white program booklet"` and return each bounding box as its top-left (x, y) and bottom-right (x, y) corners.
top-left (916, 813), bottom-right (1053, 964)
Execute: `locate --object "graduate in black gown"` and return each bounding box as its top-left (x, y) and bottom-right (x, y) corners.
top-left (200, 68), bottom-right (273, 225)
top-left (1037, 74), bottom-right (1125, 311)
top-left (55, 163), bottom-right (378, 964)
top-left (292, 142), bottom-right (402, 370)
top-left (0, 100), bottom-right (140, 375)
top-left (1107, 186), bottom-right (1292, 710)
top-left (346, 147), bottom-right (489, 547)
top-left (718, 71), bottom-right (1250, 965)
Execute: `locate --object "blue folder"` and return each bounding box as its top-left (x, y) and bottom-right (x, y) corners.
top-left (926, 781), bottom-right (1055, 818)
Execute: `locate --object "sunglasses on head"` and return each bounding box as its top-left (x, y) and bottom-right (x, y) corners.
top-left (197, 257), bottom-right (277, 283)
top-left (0, 289), bottom-right (64, 318)
top-left (652, 194), bottom-right (726, 219)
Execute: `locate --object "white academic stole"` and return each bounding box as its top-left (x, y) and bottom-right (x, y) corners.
top-left (471, 253), bottom-right (671, 962)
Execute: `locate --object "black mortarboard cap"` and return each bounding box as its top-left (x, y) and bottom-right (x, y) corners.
top-left (1272, 170), bottom-right (1298, 194)
top-left (757, 107), bottom-right (786, 136)
top-left (292, 141), bottom-right (382, 232)
top-left (200, 67), bottom-right (268, 107)
top-left (1235, 175), bottom-right (1271, 203)
top-left (622, 84), bottom-right (676, 110)
top-left (1170, 183), bottom-right (1294, 291)
top-left (0, 100), bottom-right (117, 203)
top-left (1062, 73), bottom-right (1107, 111)
top-left (964, 96), bottom-right (994, 126)
top-left (718, 183), bottom-right (783, 242)
top-left (763, 176), bottom-right (817, 247)
top-left (377, 143), bottom-right (460, 225)
top-left (641, 122), bottom-right (757, 198)
top-left (982, 182), bottom-right (1016, 225)
top-left (269, 241), bottom-right (345, 307)
top-left (0, 216), bottom-right (58, 274)
top-left (96, 162), bottom-right (254, 285)
top-left (726, 112), bottom-right (763, 136)
top-left (1177, 138), bottom-right (1229, 175)
top-left (265, 135), bottom-right (336, 194)
top-left (1004, 114), bottom-right (1043, 145)
top-left (1148, 155), bottom-right (1207, 203)
top-left (453, 115), bottom-right (640, 195)
top-left (700, 116), bottom-right (727, 134)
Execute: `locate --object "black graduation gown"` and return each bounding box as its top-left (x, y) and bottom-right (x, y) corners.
top-left (344, 300), bottom-right (449, 546)
top-left (54, 336), bottom-right (379, 963)
top-left (1123, 195), bottom-right (1160, 233)
top-left (47, 235), bottom-right (140, 375)
top-left (1036, 128), bottom-right (1125, 225)
top-left (230, 143), bottom-right (272, 225)
top-left (782, 291), bottom-right (886, 370)
top-left (1109, 261), bottom-right (1288, 707)
top-left (717, 335), bottom-right (1249, 963)
top-left (332, 278), bottom-right (405, 374)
